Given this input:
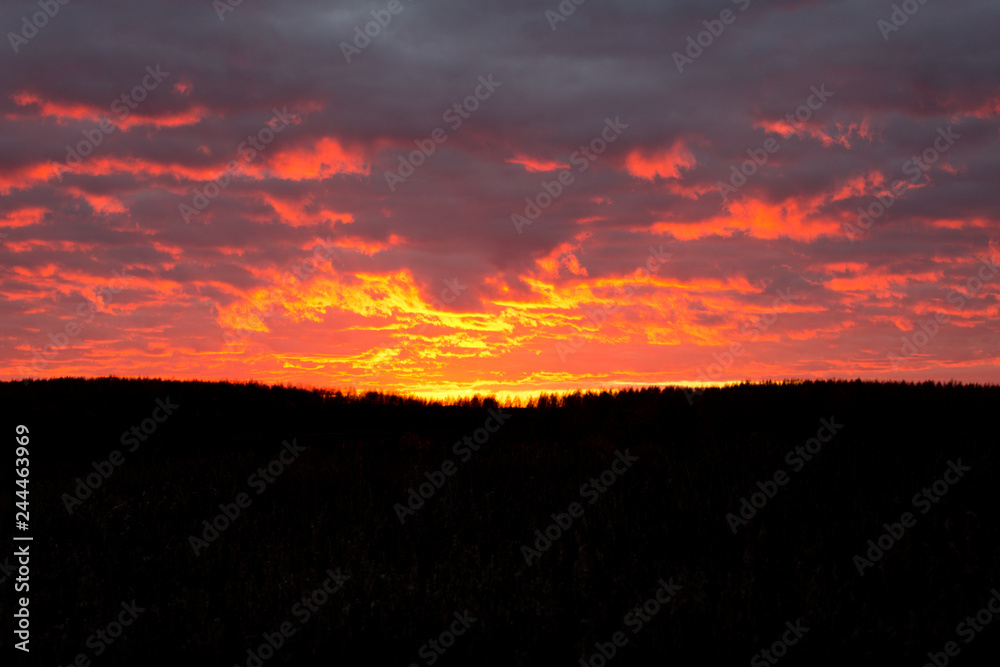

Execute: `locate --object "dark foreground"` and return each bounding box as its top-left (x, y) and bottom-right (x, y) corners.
top-left (2, 378), bottom-right (999, 665)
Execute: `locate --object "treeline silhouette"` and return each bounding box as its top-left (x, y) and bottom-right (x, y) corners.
top-left (4, 376), bottom-right (999, 664)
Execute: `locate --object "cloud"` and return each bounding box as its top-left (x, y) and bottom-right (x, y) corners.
top-left (1, 0), bottom-right (999, 392)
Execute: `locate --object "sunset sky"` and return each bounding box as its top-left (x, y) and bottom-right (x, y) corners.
top-left (2, 0), bottom-right (998, 398)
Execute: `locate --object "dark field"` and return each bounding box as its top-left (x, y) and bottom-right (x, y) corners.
top-left (3, 378), bottom-right (999, 665)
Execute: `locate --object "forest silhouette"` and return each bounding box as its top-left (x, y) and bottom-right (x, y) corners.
top-left (4, 377), bottom-right (998, 664)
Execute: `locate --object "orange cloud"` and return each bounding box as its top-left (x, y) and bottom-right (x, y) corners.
top-left (650, 196), bottom-right (840, 241)
top-left (266, 137), bottom-right (369, 180)
top-left (0, 206), bottom-right (47, 227)
top-left (506, 155), bottom-right (570, 172)
top-left (626, 142), bottom-right (696, 181)
top-left (9, 91), bottom-right (207, 130)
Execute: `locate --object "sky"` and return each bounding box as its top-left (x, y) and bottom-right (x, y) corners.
top-left (1, 0), bottom-right (998, 398)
